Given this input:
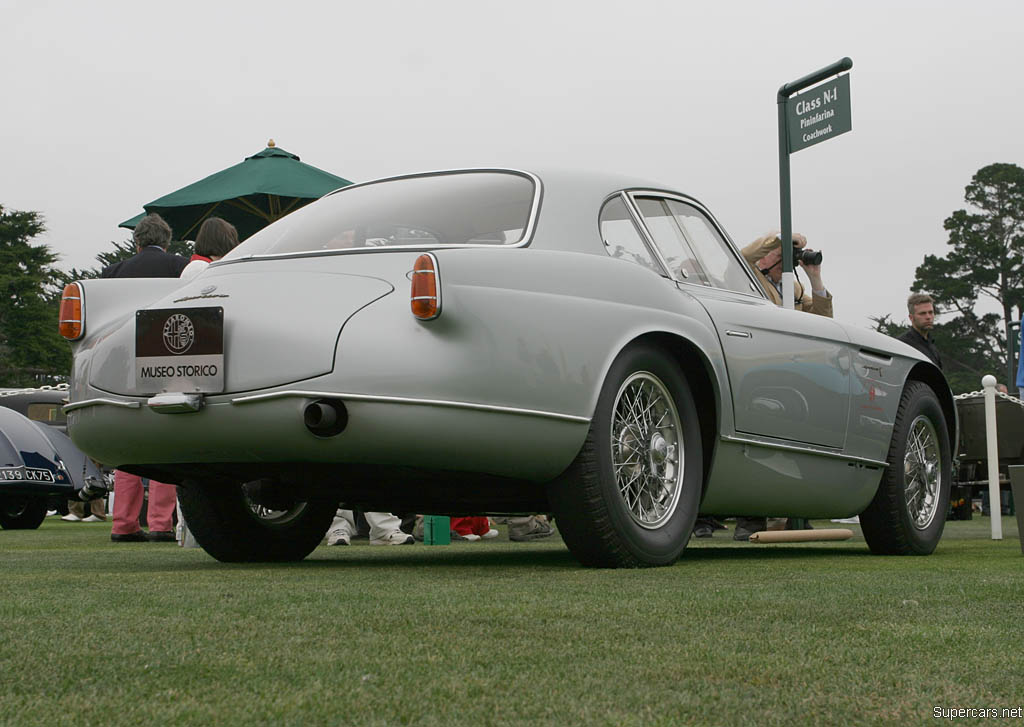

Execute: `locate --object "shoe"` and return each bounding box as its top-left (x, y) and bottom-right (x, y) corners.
top-left (509, 517), bottom-right (554, 542)
top-left (733, 517), bottom-right (766, 542)
top-left (327, 529), bottom-right (351, 546)
top-left (61, 513), bottom-right (82, 522)
top-left (449, 530), bottom-right (467, 541)
top-left (370, 530), bottom-right (415, 546)
top-left (692, 521), bottom-right (714, 538)
top-left (46, 510), bottom-right (58, 517)
top-left (111, 531), bottom-right (148, 543)
top-left (481, 528), bottom-right (499, 539)
top-left (82, 515), bottom-right (106, 523)
top-left (147, 530), bottom-right (176, 542)
top-left (463, 533), bottom-right (481, 541)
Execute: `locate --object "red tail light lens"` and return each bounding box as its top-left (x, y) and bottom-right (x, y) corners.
top-left (59, 282), bottom-right (84, 340)
top-left (411, 253), bottom-right (441, 320)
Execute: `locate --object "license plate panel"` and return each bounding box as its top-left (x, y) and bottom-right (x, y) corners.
top-left (135, 307), bottom-right (224, 393)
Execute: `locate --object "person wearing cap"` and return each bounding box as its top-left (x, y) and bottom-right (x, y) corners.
top-left (741, 232), bottom-right (833, 318)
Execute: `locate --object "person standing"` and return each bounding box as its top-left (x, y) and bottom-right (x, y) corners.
top-left (898, 293), bottom-right (942, 369)
top-left (101, 213), bottom-right (187, 543)
top-left (326, 509), bottom-right (414, 546)
top-left (179, 217), bottom-right (239, 282)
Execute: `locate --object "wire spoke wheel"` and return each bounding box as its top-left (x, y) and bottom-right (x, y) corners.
top-left (861, 381), bottom-right (950, 556)
top-left (611, 372), bottom-right (684, 529)
top-left (903, 415), bottom-right (941, 530)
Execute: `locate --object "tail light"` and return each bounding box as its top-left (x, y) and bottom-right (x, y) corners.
top-left (411, 253), bottom-right (441, 320)
top-left (59, 282), bottom-right (84, 340)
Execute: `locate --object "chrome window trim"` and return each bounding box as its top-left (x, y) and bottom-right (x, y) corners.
top-left (624, 190), bottom-right (768, 300)
top-left (216, 168), bottom-right (544, 266)
top-left (230, 390), bottom-right (591, 424)
top-left (64, 398), bottom-right (142, 413)
top-left (721, 433), bottom-right (887, 468)
top-left (619, 193), bottom-right (675, 279)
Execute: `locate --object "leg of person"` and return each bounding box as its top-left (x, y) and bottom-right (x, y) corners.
top-left (326, 509), bottom-right (356, 546)
top-left (111, 470), bottom-right (147, 541)
top-left (62, 499), bottom-right (85, 521)
top-left (692, 517), bottom-right (715, 538)
top-left (508, 515), bottom-right (554, 542)
top-left (82, 498), bottom-right (107, 522)
top-left (733, 516), bottom-right (767, 541)
top-left (449, 516), bottom-right (476, 538)
top-left (463, 516), bottom-right (495, 540)
top-left (480, 517), bottom-right (499, 539)
top-left (366, 512), bottom-right (414, 545)
top-left (145, 481), bottom-right (178, 541)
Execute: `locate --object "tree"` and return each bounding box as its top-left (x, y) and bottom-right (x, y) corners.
top-left (913, 163), bottom-right (1024, 351)
top-left (0, 206), bottom-right (70, 386)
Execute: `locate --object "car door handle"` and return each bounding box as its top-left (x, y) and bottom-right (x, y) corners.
top-left (725, 330), bottom-right (752, 338)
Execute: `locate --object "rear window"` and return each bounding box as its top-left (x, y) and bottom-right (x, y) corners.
top-left (225, 171), bottom-right (537, 258)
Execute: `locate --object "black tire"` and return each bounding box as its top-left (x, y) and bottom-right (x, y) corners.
top-left (0, 495), bottom-right (49, 530)
top-left (861, 381), bottom-right (951, 555)
top-left (549, 344), bottom-right (703, 568)
top-left (178, 480), bottom-right (337, 562)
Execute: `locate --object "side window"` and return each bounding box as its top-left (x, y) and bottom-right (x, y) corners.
top-left (635, 196), bottom-right (757, 295)
top-left (599, 197), bottom-right (662, 275)
top-left (666, 200), bottom-right (757, 295)
top-left (634, 197), bottom-right (712, 285)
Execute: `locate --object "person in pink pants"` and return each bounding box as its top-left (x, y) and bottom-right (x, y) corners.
top-left (110, 470), bottom-right (177, 542)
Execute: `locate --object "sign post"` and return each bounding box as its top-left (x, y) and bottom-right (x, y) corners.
top-left (777, 58), bottom-right (853, 308)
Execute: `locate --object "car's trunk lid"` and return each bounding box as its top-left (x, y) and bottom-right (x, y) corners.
top-left (87, 261), bottom-right (394, 396)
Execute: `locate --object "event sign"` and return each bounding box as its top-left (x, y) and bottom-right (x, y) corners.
top-left (786, 74), bottom-right (852, 152)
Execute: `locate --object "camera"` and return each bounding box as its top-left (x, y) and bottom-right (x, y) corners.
top-left (794, 246), bottom-right (822, 266)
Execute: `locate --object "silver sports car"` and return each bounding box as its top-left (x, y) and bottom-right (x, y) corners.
top-left (61, 168), bottom-right (954, 566)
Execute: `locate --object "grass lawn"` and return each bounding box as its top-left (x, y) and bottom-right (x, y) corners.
top-left (1, 516), bottom-right (1021, 727)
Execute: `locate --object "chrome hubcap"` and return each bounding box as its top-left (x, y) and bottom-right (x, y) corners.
top-left (904, 415), bottom-right (941, 530)
top-left (611, 372), bottom-right (684, 529)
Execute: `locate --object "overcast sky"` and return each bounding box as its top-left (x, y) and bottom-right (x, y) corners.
top-left (3, 0), bottom-right (1021, 328)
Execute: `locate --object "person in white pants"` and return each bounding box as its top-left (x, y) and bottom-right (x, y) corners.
top-left (327, 509), bottom-right (413, 546)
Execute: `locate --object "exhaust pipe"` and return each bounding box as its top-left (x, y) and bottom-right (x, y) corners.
top-left (304, 399), bottom-right (348, 437)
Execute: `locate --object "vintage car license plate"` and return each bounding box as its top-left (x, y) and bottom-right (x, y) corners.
top-left (0, 467), bottom-right (55, 483)
top-left (135, 307), bottom-right (224, 393)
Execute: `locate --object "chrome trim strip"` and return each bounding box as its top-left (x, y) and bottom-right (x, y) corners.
top-left (63, 398), bottom-right (143, 413)
top-left (618, 192), bottom-right (674, 279)
top-left (725, 330), bottom-right (752, 338)
top-left (230, 390), bottom-right (591, 424)
top-left (721, 433), bottom-right (888, 468)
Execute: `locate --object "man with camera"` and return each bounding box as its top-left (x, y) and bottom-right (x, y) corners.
top-left (741, 232), bottom-right (832, 318)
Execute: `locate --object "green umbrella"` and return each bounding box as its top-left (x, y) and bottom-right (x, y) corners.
top-left (119, 140), bottom-right (352, 241)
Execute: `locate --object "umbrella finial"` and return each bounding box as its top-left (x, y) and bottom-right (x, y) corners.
top-left (267, 138), bottom-right (276, 148)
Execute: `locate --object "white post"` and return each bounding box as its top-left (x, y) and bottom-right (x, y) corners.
top-left (982, 374), bottom-right (1003, 540)
top-left (782, 272), bottom-right (795, 310)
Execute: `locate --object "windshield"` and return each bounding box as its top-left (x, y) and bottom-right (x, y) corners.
top-left (224, 171), bottom-right (537, 259)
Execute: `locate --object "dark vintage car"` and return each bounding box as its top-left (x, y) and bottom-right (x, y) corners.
top-left (0, 387), bottom-right (94, 529)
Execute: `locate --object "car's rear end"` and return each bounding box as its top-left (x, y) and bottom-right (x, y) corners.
top-left (62, 170), bottom-right (599, 516)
